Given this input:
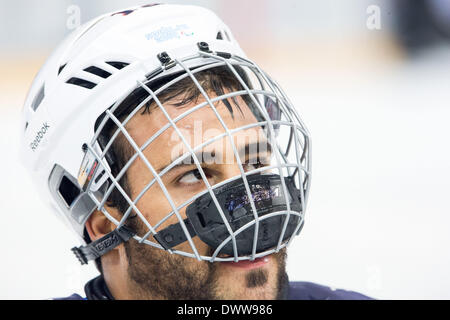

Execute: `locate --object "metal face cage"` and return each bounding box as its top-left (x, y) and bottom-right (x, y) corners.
top-left (65, 48), bottom-right (311, 264)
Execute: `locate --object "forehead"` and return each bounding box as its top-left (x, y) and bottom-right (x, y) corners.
top-left (125, 93), bottom-right (263, 156)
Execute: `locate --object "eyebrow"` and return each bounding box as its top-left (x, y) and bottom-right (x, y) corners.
top-left (155, 141), bottom-right (272, 174)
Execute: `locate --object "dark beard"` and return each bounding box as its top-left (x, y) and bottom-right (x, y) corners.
top-left (124, 240), bottom-right (219, 299)
top-left (123, 223), bottom-right (289, 299)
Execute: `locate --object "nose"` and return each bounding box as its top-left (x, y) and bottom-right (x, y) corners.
top-left (220, 163), bottom-right (244, 182)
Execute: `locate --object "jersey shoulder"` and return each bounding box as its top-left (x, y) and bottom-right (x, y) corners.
top-left (52, 293), bottom-right (86, 300)
top-left (52, 281), bottom-right (373, 300)
top-left (288, 281), bottom-right (373, 300)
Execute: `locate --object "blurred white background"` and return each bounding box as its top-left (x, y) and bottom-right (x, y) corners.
top-left (1, 0), bottom-right (450, 299)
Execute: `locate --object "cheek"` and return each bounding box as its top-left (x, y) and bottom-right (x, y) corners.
top-left (127, 162), bottom-right (212, 255)
top-left (133, 180), bottom-right (206, 224)
top-left (134, 189), bottom-right (212, 256)
top-left (133, 185), bottom-right (175, 228)
top-left (127, 161), bottom-right (173, 223)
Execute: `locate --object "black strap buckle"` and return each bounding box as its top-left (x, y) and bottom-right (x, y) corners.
top-left (153, 218), bottom-right (196, 250)
top-left (71, 225), bottom-right (135, 265)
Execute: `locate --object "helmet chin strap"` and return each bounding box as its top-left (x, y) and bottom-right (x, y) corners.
top-left (72, 225), bottom-right (135, 265)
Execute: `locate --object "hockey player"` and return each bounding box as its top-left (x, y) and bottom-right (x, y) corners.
top-left (21, 4), bottom-right (371, 300)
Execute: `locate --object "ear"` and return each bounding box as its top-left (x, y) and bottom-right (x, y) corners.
top-left (85, 209), bottom-right (114, 242)
top-left (85, 208), bottom-right (126, 277)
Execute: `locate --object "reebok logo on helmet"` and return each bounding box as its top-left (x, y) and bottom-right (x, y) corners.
top-left (29, 122), bottom-right (50, 152)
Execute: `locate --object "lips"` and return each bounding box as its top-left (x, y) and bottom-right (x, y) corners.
top-left (219, 255), bottom-right (270, 269)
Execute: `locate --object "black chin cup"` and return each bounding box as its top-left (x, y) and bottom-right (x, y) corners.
top-left (154, 173), bottom-right (303, 256)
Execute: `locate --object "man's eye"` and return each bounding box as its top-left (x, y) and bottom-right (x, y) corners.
top-left (178, 169), bottom-right (206, 185)
top-left (244, 158), bottom-right (267, 172)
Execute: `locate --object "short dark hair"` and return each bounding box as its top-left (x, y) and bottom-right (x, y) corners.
top-left (91, 65), bottom-right (260, 272)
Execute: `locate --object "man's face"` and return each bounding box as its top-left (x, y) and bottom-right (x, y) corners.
top-left (114, 92), bottom-right (288, 299)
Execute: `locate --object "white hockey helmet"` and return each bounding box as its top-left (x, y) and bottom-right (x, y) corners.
top-left (20, 3), bottom-right (311, 264)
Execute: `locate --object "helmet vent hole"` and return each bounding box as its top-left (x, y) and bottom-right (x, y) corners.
top-left (58, 176), bottom-right (81, 207)
top-left (58, 63), bottom-right (67, 75)
top-left (216, 31), bottom-right (223, 40)
top-left (31, 84), bottom-right (45, 111)
top-left (105, 61), bottom-right (129, 70)
top-left (223, 30), bottom-right (231, 41)
top-left (66, 77), bottom-right (97, 89)
top-left (84, 66), bottom-right (112, 79)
